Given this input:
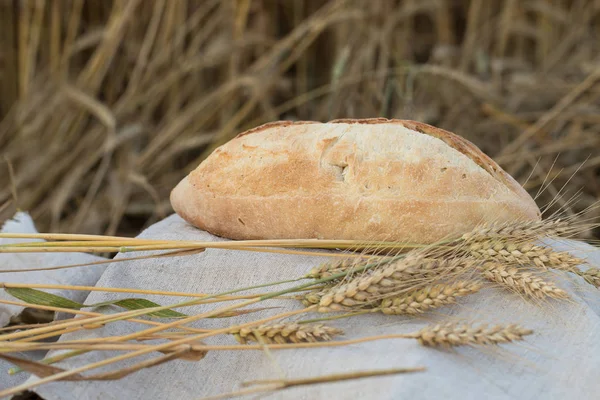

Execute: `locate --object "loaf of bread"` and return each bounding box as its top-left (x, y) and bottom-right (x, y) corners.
top-left (171, 118), bottom-right (540, 243)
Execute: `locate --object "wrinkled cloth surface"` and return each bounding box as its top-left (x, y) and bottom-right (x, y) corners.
top-left (7, 214), bottom-right (600, 399)
top-left (0, 213), bottom-right (106, 390)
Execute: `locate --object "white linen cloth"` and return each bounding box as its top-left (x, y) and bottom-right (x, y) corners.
top-left (7, 214), bottom-right (599, 399)
top-left (0, 213), bottom-right (106, 391)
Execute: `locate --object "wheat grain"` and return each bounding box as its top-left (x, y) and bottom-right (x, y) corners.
top-left (379, 281), bottom-right (481, 315)
top-left (230, 323), bottom-right (343, 344)
top-left (301, 288), bottom-right (331, 307)
top-left (409, 322), bottom-right (533, 347)
top-left (482, 263), bottom-right (569, 299)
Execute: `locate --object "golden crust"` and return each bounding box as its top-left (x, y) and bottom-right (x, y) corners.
top-left (171, 119), bottom-right (541, 242)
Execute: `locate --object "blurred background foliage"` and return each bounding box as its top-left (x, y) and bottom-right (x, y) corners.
top-left (0, 0), bottom-right (599, 238)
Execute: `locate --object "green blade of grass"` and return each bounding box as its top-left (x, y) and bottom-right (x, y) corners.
top-left (90, 298), bottom-right (187, 319)
top-left (4, 288), bottom-right (187, 319)
top-left (5, 287), bottom-right (84, 310)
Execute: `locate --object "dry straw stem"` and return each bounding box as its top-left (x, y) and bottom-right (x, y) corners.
top-left (0, 290), bottom-right (240, 342)
top-left (0, 298), bottom-right (209, 376)
top-left (0, 302), bottom-right (314, 398)
top-left (0, 298), bottom-right (210, 335)
top-left (0, 247), bottom-right (356, 274)
top-left (481, 263), bottom-right (569, 300)
top-left (379, 281), bottom-right (481, 315)
top-left (0, 344), bottom-right (206, 382)
top-left (0, 286), bottom-right (254, 343)
top-left (0, 274), bottom-right (305, 344)
top-left (0, 321), bottom-right (59, 334)
top-left (230, 323), bottom-right (343, 344)
top-left (0, 248), bottom-right (207, 274)
top-left (408, 322), bottom-right (533, 348)
top-left (241, 367), bottom-right (425, 387)
top-left (1, 255), bottom-right (367, 394)
top-left (0, 305), bottom-right (172, 342)
top-left (0, 235), bottom-right (426, 260)
top-left (0, 258), bottom-right (353, 345)
top-left (202, 368), bottom-right (425, 400)
top-left (0, 282), bottom-right (269, 302)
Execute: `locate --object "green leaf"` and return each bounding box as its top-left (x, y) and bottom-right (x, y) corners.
top-left (4, 288), bottom-right (187, 319)
top-left (209, 306), bottom-right (278, 318)
top-left (91, 298), bottom-right (187, 319)
top-left (5, 287), bottom-right (84, 309)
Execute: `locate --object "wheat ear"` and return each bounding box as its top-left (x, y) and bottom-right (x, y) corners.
top-left (307, 257), bottom-right (382, 280)
top-left (461, 219), bottom-right (572, 242)
top-left (318, 255), bottom-right (473, 312)
top-left (379, 281), bottom-right (481, 315)
top-left (576, 267), bottom-right (600, 288)
top-left (408, 322), bottom-right (533, 347)
top-left (466, 241), bottom-right (584, 271)
top-left (482, 263), bottom-right (569, 299)
top-left (230, 323), bottom-right (343, 344)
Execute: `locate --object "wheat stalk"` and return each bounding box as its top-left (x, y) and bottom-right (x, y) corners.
top-left (482, 263), bottom-right (569, 299)
top-left (408, 322), bottom-right (533, 347)
top-left (0, 235), bottom-right (421, 254)
top-left (379, 281), bottom-right (481, 315)
top-left (204, 368), bottom-right (426, 400)
top-left (230, 323), bottom-right (343, 344)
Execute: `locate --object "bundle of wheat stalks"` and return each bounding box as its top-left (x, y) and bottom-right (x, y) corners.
top-left (0, 216), bottom-right (598, 397)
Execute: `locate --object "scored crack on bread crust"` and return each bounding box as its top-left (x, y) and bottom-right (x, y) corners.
top-left (171, 118), bottom-right (541, 243)
top-left (329, 118), bottom-right (532, 205)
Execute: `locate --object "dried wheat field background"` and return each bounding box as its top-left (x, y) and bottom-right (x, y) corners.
top-left (1, 1), bottom-right (600, 399)
top-left (1, 0), bottom-right (599, 238)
